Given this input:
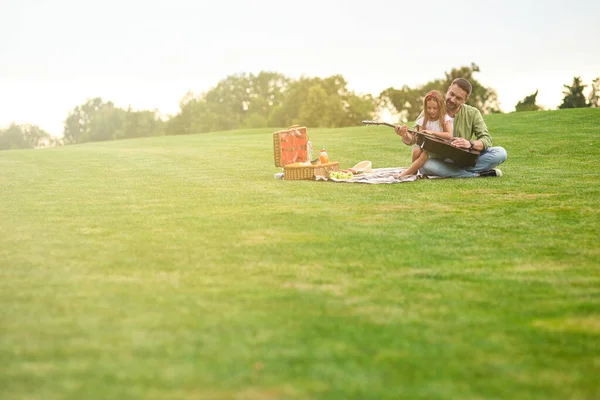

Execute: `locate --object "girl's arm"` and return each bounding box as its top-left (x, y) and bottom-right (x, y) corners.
top-left (423, 120), bottom-right (453, 140)
top-left (444, 119), bottom-right (453, 137)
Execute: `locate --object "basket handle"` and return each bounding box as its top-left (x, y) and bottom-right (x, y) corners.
top-left (289, 124), bottom-right (302, 137)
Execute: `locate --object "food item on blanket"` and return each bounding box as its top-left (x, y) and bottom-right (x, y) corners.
top-left (330, 171), bottom-right (353, 180)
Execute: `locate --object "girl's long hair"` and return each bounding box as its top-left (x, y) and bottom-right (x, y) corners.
top-left (421, 90), bottom-right (446, 131)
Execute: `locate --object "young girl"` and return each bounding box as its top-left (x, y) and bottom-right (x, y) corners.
top-left (396, 90), bottom-right (453, 177)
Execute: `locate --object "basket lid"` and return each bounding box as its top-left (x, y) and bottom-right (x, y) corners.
top-left (273, 126), bottom-right (309, 167)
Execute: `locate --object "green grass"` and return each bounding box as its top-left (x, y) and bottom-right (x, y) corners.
top-left (1, 108), bottom-right (599, 400)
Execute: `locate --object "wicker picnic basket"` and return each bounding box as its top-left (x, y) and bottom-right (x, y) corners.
top-left (273, 125), bottom-right (308, 167)
top-left (282, 162), bottom-right (340, 180)
top-left (273, 125), bottom-right (339, 180)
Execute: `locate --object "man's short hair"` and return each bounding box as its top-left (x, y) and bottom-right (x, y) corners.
top-left (451, 78), bottom-right (472, 97)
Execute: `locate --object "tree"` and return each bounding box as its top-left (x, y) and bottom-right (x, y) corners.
top-left (588, 77), bottom-right (600, 108)
top-left (559, 76), bottom-right (590, 109)
top-left (63, 98), bottom-right (112, 144)
top-left (297, 85), bottom-right (342, 127)
top-left (246, 71), bottom-right (290, 118)
top-left (241, 113), bottom-right (268, 129)
top-left (439, 63), bottom-right (502, 114)
top-left (123, 107), bottom-right (164, 138)
top-left (165, 94), bottom-right (220, 135)
top-left (344, 93), bottom-right (377, 126)
top-left (203, 74), bottom-right (252, 130)
top-left (378, 85), bottom-right (421, 122)
top-left (0, 124), bottom-right (28, 150)
top-left (64, 98), bottom-right (165, 143)
top-left (88, 106), bottom-right (126, 142)
top-left (270, 75), bottom-right (375, 128)
top-left (515, 90), bottom-right (541, 112)
top-left (166, 71), bottom-right (291, 134)
top-left (0, 124), bottom-right (55, 150)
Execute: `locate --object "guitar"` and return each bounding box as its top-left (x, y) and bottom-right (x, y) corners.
top-left (361, 120), bottom-right (480, 168)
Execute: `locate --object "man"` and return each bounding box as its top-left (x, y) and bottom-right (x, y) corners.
top-left (395, 78), bottom-right (507, 178)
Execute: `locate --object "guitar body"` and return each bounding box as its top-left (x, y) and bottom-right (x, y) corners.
top-left (415, 132), bottom-right (480, 168)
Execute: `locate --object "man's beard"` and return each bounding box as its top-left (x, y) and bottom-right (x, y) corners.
top-left (446, 99), bottom-right (458, 110)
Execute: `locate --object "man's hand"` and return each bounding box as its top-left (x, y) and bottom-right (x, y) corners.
top-left (451, 137), bottom-right (471, 149)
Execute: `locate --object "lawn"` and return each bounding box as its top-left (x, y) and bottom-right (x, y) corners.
top-left (1, 108), bottom-right (599, 399)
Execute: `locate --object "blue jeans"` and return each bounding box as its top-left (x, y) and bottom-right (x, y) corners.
top-left (422, 147), bottom-right (507, 178)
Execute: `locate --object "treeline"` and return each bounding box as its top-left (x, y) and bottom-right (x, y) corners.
top-left (0, 124), bottom-right (60, 151)
top-left (2, 64), bottom-right (598, 150)
top-left (63, 99), bottom-right (165, 144)
top-left (62, 63), bottom-right (499, 145)
top-left (515, 76), bottom-right (599, 112)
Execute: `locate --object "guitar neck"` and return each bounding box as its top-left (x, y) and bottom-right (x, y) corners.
top-left (362, 120), bottom-right (396, 129)
top-left (363, 120), bottom-right (418, 132)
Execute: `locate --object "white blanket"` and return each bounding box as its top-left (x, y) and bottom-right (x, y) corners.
top-left (327, 167), bottom-right (443, 184)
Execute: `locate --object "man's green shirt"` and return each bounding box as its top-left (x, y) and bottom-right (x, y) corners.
top-left (451, 104), bottom-right (493, 149)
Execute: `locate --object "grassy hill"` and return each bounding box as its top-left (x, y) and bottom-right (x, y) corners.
top-left (1, 108), bottom-right (599, 399)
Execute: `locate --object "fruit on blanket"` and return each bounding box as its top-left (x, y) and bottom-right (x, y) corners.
top-left (330, 171), bottom-right (353, 180)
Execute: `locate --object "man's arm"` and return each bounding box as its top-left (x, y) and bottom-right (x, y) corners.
top-left (471, 109), bottom-right (492, 149)
top-left (451, 108), bottom-right (492, 150)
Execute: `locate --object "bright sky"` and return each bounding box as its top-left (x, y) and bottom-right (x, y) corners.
top-left (2, 0), bottom-right (599, 137)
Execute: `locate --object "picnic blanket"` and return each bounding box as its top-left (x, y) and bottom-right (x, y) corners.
top-left (327, 167), bottom-right (443, 184)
